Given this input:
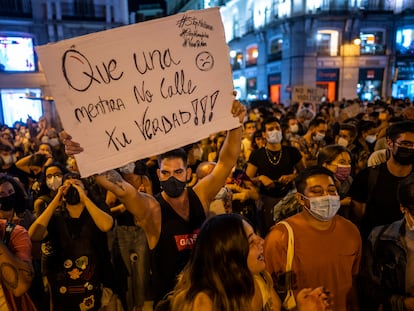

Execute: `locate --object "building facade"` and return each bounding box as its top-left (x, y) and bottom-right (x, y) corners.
top-left (1, 0), bottom-right (414, 127)
top-left (0, 0), bottom-right (133, 127)
top-left (218, 0), bottom-right (414, 105)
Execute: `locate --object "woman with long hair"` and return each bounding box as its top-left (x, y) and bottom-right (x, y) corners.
top-left (168, 214), bottom-right (330, 311)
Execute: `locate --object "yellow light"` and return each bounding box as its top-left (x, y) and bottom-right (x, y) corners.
top-left (353, 37), bottom-right (361, 45)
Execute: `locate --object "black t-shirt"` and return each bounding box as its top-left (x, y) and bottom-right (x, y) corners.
top-left (43, 208), bottom-right (113, 311)
top-left (350, 162), bottom-right (411, 238)
top-left (151, 188), bottom-right (205, 305)
top-left (248, 146), bottom-right (302, 197)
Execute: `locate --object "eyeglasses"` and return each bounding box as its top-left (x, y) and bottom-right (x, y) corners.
top-left (46, 173), bottom-right (63, 179)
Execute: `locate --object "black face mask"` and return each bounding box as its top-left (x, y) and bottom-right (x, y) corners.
top-left (64, 185), bottom-right (81, 205)
top-left (0, 194), bottom-right (17, 211)
top-left (160, 176), bottom-right (186, 198)
top-left (394, 146), bottom-right (414, 165)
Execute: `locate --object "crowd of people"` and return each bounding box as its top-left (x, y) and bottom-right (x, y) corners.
top-left (0, 95), bottom-right (414, 311)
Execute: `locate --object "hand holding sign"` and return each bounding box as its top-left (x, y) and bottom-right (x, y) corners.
top-left (61, 98), bottom-right (246, 157)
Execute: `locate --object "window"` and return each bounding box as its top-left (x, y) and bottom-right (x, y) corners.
top-left (360, 31), bottom-right (385, 55)
top-left (269, 38), bottom-right (283, 61)
top-left (1, 89), bottom-right (43, 126)
top-left (230, 50), bottom-right (243, 70)
top-left (0, 34), bottom-right (37, 72)
top-left (396, 28), bottom-right (414, 56)
top-left (316, 30), bottom-right (339, 56)
top-left (246, 45), bottom-right (258, 67)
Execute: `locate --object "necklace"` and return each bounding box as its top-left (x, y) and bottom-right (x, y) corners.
top-left (265, 147), bottom-right (283, 165)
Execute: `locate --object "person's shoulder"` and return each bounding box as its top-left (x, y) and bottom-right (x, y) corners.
top-left (265, 216), bottom-right (300, 241)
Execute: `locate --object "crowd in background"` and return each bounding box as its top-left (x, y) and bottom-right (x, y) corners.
top-left (1, 95), bottom-right (414, 311)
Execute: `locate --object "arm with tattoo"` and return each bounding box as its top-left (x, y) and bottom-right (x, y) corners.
top-left (0, 230), bottom-right (34, 297)
top-left (94, 170), bottom-right (154, 225)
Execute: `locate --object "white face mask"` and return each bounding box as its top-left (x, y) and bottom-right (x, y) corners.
top-left (302, 194), bottom-right (340, 221)
top-left (365, 134), bottom-right (377, 144)
top-left (313, 132), bottom-right (325, 142)
top-left (46, 176), bottom-right (63, 191)
top-left (337, 137), bottom-right (349, 147)
top-left (1, 154), bottom-right (16, 166)
top-left (289, 124), bottom-right (299, 134)
top-left (266, 130), bottom-right (283, 144)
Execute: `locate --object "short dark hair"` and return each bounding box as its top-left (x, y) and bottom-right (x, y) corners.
top-left (295, 165), bottom-right (335, 195)
top-left (63, 172), bottom-right (81, 182)
top-left (386, 120), bottom-right (414, 141)
top-left (243, 120), bottom-right (256, 128)
top-left (158, 148), bottom-right (188, 167)
top-left (317, 145), bottom-right (352, 166)
top-left (398, 173), bottom-right (414, 211)
top-left (308, 117), bottom-right (327, 129)
top-left (261, 117), bottom-right (280, 130)
top-left (339, 123), bottom-right (358, 139)
top-left (0, 144), bottom-right (13, 153)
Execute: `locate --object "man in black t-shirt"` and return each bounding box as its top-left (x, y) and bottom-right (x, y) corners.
top-left (350, 120), bottom-right (414, 240)
top-left (62, 100), bottom-right (246, 309)
top-left (246, 117), bottom-right (305, 236)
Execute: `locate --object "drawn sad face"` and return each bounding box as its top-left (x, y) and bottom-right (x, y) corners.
top-left (196, 51), bottom-right (214, 71)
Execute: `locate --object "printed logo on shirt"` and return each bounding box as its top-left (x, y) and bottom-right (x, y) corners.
top-left (174, 230), bottom-right (200, 251)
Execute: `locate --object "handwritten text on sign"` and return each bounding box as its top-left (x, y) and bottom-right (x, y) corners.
top-left (36, 8), bottom-right (238, 177)
top-left (292, 86), bottom-right (325, 104)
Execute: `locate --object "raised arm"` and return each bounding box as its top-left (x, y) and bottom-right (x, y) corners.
top-left (29, 186), bottom-right (65, 241)
top-left (94, 170), bottom-right (157, 229)
top-left (194, 100), bottom-right (245, 210)
top-left (72, 182), bottom-right (114, 232)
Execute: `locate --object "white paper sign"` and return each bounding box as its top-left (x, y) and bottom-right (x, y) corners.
top-left (36, 8), bottom-right (239, 177)
top-left (292, 85), bottom-right (325, 104)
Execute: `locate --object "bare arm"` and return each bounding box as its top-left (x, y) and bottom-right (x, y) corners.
top-left (74, 183), bottom-right (114, 232)
top-left (29, 186), bottom-right (64, 241)
top-left (0, 231), bottom-right (34, 297)
top-left (94, 170), bottom-right (156, 229)
top-left (194, 100), bottom-right (245, 211)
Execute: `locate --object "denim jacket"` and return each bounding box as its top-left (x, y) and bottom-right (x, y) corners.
top-left (359, 218), bottom-right (408, 311)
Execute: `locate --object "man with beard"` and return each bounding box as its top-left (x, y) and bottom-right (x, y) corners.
top-left (350, 120), bottom-right (414, 240)
top-left (61, 100), bottom-right (246, 309)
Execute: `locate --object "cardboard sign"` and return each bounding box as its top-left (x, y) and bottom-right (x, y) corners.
top-left (36, 8), bottom-right (239, 177)
top-left (292, 85), bottom-right (325, 104)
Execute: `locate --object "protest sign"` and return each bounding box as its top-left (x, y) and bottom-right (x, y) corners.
top-left (292, 85), bottom-right (325, 104)
top-left (36, 8), bottom-right (238, 177)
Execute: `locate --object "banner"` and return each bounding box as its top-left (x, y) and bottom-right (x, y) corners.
top-left (36, 8), bottom-right (238, 177)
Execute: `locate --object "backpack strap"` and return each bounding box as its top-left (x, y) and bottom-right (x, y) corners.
top-left (3, 221), bottom-right (16, 247)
